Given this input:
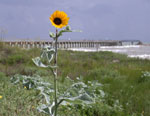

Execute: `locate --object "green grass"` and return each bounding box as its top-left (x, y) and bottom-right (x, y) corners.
top-left (0, 43), bottom-right (150, 116)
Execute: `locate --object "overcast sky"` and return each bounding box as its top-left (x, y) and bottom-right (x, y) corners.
top-left (0, 0), bottom-right (150, 42)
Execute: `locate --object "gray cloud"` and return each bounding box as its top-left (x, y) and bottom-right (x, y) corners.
top-left (0, 0), bottom-right (150, 42)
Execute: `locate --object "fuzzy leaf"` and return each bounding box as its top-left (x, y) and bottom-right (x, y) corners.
top-left (37, 102), bottom-right (55, 116)
top-left (37, 104), bottom-right (50, 114)
top-left (32, 46), bottom-right (55, 68)
top-left (49, 32), bottom-right (56, 39)
top-left (57, 25), bottom-right (72, 37)
top-left (57, 25), bottom-right (82, 37)
top-left (41, 46), bottom-right (55, 63)
top-left (57, 29), bottom-right (72, 37)
top-left (32, 57), bottom-right (48, 68)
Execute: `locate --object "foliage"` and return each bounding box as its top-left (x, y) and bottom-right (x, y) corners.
top-left (10, 74), bottom-right (123, 116)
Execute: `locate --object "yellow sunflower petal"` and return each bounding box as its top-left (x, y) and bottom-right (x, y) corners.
top-left (62, 18), bottom-right (69, 25)
top-left (53, 10), bottom-right (59, 17)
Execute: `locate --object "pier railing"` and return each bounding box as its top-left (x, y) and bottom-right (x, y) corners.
top-left (1, 40), bottom-right (142, 49)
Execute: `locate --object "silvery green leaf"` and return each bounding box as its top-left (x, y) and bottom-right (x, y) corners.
top-left (23, 79), bottom-right (35, 89)
top-left (37, 104), bottom-right (50, 114)
top-left (36, 86), bottom-right (53, 104)
top-left (38, 87), bottom-right (50, 104)
top-left (63, 98), bottom-right (82, 104)
top-left (42, 93), bottom-right (51, 104)
top-left (41, 46), bottom-right (55, 63)
top-left (32, 57), bottom-right (48, 68)
top-left (62, 92), bottom-right (94, 105)
top-left (49, 32), bottom-right (56, 39)
top-left (78, 93), bottom-right (94, 103)
top-left (57, 29), bottom-right (72, 37)
top-left (71, 82), bottom-right (87, 88)
top-left (46, 49), bottom-right (55, 63)
top-left (10, 75), bottom-right (20, 84)
top-left (57, 25), bottom-right (81, 37)
top-left (38, 102), bottom-right (55, 116)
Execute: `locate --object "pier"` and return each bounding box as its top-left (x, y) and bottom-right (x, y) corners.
top-left (2, 40), bottom-right (142, 49)
top-left (120, 40), bottom-right (142, 45)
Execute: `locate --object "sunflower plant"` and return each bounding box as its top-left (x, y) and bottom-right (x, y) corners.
top-left (49, 11), bottom-right (70, 116)
top-left (32, 10), bottom-right (79, 116)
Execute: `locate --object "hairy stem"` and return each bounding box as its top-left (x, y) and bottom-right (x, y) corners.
top-left (54, 29), bottom-right (58, 116)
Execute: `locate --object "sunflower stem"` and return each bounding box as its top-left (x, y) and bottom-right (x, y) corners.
top-left (54, 29), bottom-right (58, 116)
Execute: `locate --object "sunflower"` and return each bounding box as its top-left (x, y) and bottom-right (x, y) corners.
top-left (49, 10), bottom-right (69, 28)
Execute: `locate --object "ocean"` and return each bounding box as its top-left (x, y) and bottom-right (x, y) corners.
top-left (68, 45), bottom-right (150, 60)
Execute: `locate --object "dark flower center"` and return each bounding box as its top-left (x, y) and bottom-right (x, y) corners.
top-left (54, 18), bottom-right (62, 25)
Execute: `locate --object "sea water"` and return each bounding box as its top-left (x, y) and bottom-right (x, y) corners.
top-left (68, 45), bottom-right (150, 60)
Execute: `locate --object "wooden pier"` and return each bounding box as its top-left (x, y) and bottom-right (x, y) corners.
top-left (2, 40), bottom-right (142, 49)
